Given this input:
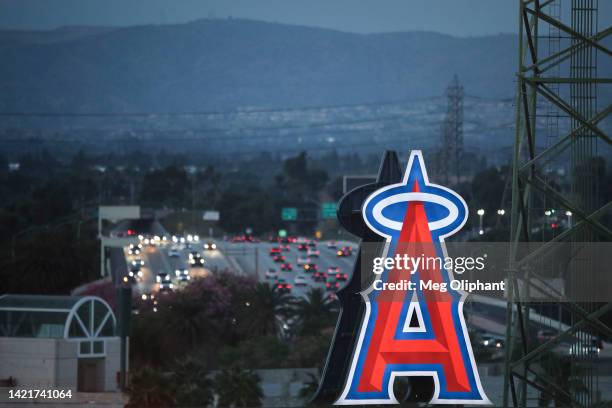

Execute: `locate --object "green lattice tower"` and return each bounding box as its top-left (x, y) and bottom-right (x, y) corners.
top-left (503, 0), bottom-right (611, 406)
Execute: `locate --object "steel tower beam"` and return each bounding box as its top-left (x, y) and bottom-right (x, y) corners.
top-left (503, 0), bottom-right (611, 406)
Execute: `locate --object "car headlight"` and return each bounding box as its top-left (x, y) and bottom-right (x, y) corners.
top-left (211, 243), bottom-right (217, 249)
top-left (169, 284), bottom-right (174, 289)
top-left (138, 271), bottom-right (143, 277)
top-left (129, 271), bottom-right (134, 277)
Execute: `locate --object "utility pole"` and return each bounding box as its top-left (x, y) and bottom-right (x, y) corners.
top-left (439, 75), bottom-right (464, 185)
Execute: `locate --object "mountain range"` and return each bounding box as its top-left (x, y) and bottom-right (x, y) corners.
top-left (0, 19), bottom-right (519, 114)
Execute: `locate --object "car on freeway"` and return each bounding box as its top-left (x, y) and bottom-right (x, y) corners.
top-left (159, 279), bottom-right (174, 293)
top-left (295, 275), bottom-right (308, 286)
top-left (175, 268), bottom-right (190, 282)
top-left (308, 240), bottom-right (317, 247)
top-left (168, 247), bottom-right (181, 257)
top-left (131, 258), bottom-right (144, 267)
top-left (156, 272), bottom-right (171, 283)
top-left (127, 266), bottom-right (143, 280)
top-left (189, 252), bottom-right (205, 267)
top-left (297, 256), bottom-right (311, 266)
top-left (307, 248), bottom-right (320, 257)
top-left (281, 244), bottom-right (291, 252)
top-left (142, 236), bottom-right (156, 246)
top-left (326, 281), bottom-right (340, 291)
top-left (297, 243), bottom-right (308, 252)
top-left (303, 263), bottom-right (318, 272)
top-left (269, 247), bottom-right (282, 256)
top-left (203, 241), bottom-right (217, 250)
top-left (265, 268), bottom-right (279, 279)
top-left (481, 335), bottom-right (504, 349)
top-left (328, 266), bottom-right (340, 274)
top-left (335, 272), bottom-right (349, 281)
top-left (128, 243), bottom-right (142, 255)
top-left (276, 279), bottom-right (292, 293)
top-left (537, 329), bottom-right (557, 343)
top-left (327, 241), bottom-right (338, 249)
top-left (273, 254), bottom-right (286, 263)
top-left (281, 263), bottom-right (293, 271)
top-left (313, 271), bottom-right (327, 282)
top-left (568, 340), bottom-right (601, 356)
top-left (337, 246), bottom-right (353, 257)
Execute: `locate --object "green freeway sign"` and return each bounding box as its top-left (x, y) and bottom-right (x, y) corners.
top-left (281, 207), bottom-right (297, 221)
top-left (322, 202), bottom-right (337, 219)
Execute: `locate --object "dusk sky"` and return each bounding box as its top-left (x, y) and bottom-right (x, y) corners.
top-left (0, 0), bottom-right (523, 36)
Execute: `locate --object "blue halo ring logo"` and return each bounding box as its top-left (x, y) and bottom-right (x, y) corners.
top-left (363, 151), bottom-right (468, 242)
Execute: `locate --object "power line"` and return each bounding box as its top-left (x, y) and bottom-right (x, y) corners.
top-left (0, 96), bottom-right (445, 118)
top-left (0, 117), bottom-right (445, 144)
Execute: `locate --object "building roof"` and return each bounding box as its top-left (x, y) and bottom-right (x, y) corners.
top-left (0, 294), bottom-right (116, 340)
top-left (0, 294), bottom-right (83, 311)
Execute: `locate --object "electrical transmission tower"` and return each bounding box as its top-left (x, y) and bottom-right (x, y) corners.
top-left (439, 75), bottom-right (464, 185)
top-left (504, 0), bottom-right (611, 407)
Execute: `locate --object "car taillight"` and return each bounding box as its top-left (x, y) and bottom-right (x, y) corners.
top-left (277, 284), bottom-right (282, 288)
top-left (286, 284), bottom-right (292, 289)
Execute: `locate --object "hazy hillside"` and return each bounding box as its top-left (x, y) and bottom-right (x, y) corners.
top-left (0, 18), bottom-right (518, 114)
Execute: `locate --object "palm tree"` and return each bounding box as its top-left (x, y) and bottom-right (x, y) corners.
top-left (162, 291), bottom-right (207, 350)
top-left (171, 356), bottom-right (214, 407)
top-left (214, 367), bottom-right (263, 408)
top-left (237, 283), bottom-right (293, 336)
top-left (292, 288), bottom-right (336, 335)
top-left (126, 366), bottom-right (174, 408)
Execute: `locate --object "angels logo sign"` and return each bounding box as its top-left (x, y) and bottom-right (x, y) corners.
top-left (335, 151), bottom-right (490, 405)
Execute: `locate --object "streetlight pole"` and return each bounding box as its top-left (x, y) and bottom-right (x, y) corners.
top-left (544, 209), bottom-right (552, 240)
top-left (496, 209), bottom-right (505, 228)
top-left (477, 209), bottom-right (485, 235)
top-left (565, 210), bottom-right (572, 228)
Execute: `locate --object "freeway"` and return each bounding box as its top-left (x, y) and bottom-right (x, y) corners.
top-left (122, 238), bottom-right (231, 296)
top-left (120, 235), bottom-right (358, 299)
top-left (219, 239), bottom-right (357, 299)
